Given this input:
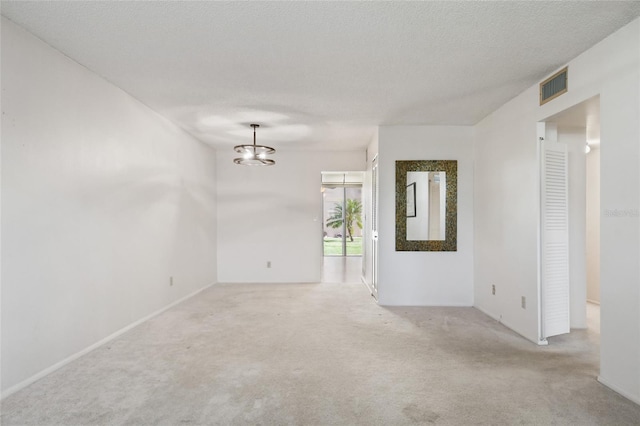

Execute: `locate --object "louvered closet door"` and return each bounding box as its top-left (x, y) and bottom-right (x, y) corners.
top-left (541, 140), bottom-right (570, 338)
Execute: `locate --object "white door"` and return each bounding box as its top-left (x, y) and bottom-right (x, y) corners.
top-left (371, 156), bottom-right (379, 297)
top-left (541, 140), bottom-right (570, 339)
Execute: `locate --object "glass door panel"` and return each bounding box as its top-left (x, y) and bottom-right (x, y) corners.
top-left (323, 185), bottom-right (363, 257)
top-left (345, 186), bottom-right (363, 256)
top-left (323, 186), bottom-right (344, 256)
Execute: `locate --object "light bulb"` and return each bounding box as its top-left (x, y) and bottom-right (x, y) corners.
top-left (243, 151), bottom-right (253, 159)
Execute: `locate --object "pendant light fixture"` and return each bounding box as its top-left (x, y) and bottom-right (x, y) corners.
top-left (233, 124), bottom-right (275, 166)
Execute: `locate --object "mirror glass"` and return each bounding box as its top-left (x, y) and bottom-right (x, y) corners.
top-left (406, 171), bottom-right (446, 241)
top-left (396, 160), bottom-right (457, 251)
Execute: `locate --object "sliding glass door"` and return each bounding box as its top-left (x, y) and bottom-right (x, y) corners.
top-left (322, 184), bottom-right (363, 257)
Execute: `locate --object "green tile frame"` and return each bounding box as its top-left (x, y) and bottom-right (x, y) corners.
top-left (396, 160), bottom-right (457, 251)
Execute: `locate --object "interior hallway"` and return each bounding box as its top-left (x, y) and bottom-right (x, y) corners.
top-left (2, 280), bottom-right (638, 425)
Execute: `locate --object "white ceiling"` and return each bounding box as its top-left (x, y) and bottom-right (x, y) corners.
top-left (2, 1), bottom-right (639, 151)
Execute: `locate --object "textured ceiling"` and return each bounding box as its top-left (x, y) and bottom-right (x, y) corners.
top-left (2, 1), bottom-right (639, 151)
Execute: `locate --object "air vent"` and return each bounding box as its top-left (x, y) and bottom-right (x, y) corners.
top-left (540, 67), bottom-right (568, 105)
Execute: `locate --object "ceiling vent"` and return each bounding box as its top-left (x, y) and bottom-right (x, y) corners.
top-left (540, 67), bottom-right (568, 105)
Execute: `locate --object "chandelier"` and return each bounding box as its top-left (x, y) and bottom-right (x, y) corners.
top-left (233, 124), bottom-right (276, 166)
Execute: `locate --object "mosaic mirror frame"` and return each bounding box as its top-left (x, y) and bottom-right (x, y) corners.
top-left (395, 160), bottom-right (457, 251)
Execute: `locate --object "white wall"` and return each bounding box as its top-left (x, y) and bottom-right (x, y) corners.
top-left (216, 150), bottom-right (365, 283)
top-left (474, 86), bottom-right (541, 342)
top-left (586, 147), bottom-right (601, 303)
top-left (474, 18), bottom-right (640, 402)
top-left (378, 126), bottom-right (474, 306)
top-left (1, 18), bottom-right (218, 396)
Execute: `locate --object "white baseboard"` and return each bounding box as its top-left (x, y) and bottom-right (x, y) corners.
top-left (597, 375), bottom-right (640, 406)
top-left (378, 302), bottom-right (473, 307)
top-left (473, 305), bottom-right (547, 346)
top-left (1, 283), bottom-right (214, 400)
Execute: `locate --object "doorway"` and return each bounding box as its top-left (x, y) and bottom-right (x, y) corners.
top-left (541, 95), bottom-right (601, 339)
top-left (321, 172), bottom-right (364, 283)
top-left (321, 172), bottom-right (364, 257)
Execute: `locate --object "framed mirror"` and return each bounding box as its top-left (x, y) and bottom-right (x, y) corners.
top-left (396, 160), bottom-right (457, 251)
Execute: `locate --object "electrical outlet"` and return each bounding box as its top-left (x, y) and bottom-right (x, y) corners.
top-left (170, 276), bottom-right (174, 286)
top-left (492, 284), bottom-right (496, 295)
top-left (521, 296), bottom-right (526, 309)
top-left (267, 261), bottom-right (271, 268)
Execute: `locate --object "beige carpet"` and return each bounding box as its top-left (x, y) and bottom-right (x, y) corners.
top-left (2, 281), bottom-right (639, 425)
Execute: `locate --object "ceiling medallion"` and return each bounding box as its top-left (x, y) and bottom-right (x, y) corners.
top-left (233, 124), bottom-right (275, 166)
